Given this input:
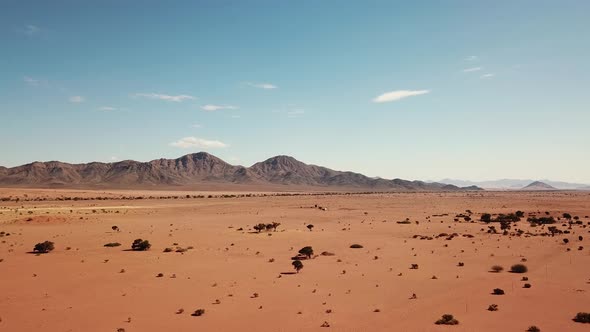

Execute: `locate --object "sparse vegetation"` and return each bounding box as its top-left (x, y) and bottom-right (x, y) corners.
top-left (527, 326), bottom-right (541, 332)
top-left (350, 244), bottom-right (363, 249)
top-left (104, 242), bottom-right (121, 247)
top-left (435, 314), bottom-right (459, 325)
top-left (510, 264), bottom-right (528, 273)
top-left (292, 259), bottom-right (304, 273)
top-left (33, 241), bottom-right (55, 253)
top-left (491, 265), bottom-right (504, 273)
top-left (131, 239), bottom-right (151, 251)
top-left (298, 246), bottom-right (314, 259)
top-left (573, 312), bottom-right (590, 323)
top-left (492, 288), bottom-right (505, 295)
top-left (191, 309), bottom-right (205, 317)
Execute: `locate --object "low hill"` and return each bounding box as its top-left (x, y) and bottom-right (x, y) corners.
top-left (521, 181), bottom-right (557, 191)
top-left (0, 153), bottom-right (483, 191)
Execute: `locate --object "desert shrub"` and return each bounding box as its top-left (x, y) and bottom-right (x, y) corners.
top-left (112, 225), bottom-right (120, 232)
top-left (523, 283), bottom-right (532, 288)
top-left (563, 238), bottom-right (569, 244)
top-left (410, 264), bottom-right (419, 269)
top-left (191, 309), bottom-right (205, 316)
top-left (435, 314), bottom-right (459, 325)
top-left (563, 213), bottom-right (572, 219)
top-left (488, 304), bottom-right (498, 311)
top-left (481, 213), bottom-right (492, 222)
top-left (131, 239), bottom-right (151, 251)
top-left (33, 241), bottom-right (55, 253)
top-left (492, 288), bottom-right (505, 295)
top-left (350, 244), bottom-right (363, 249)
top-left (156, 273), bottom-right (164, 278)
top-left (516, 211), bottom-right (525, 218)
top-left (292, 259), bottom-right (304, 273)
top-left (491, 265), bottom-right (504, 273)
top-left (104, 242), bottom-right (121, 247)
top-left (298, 246), bottom-right (314, 259)
top-left (163, 247), bottom-right (173, 252)
top-left (510, 264), bottom-right (528, 273)
top-left (573, 312), bottom-right (590, 323)
top-left (458, 262), bottom-right (465, 267)
top-left (527, 326), bottom-right (540, 332)
top-left (307, 224), bottom-right (314, 231)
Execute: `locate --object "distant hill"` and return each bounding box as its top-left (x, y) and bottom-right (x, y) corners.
top-left (0, 153), bottom-right (482, 191)
top-left (439, 178), bottom-right (588, 190)
top-left (521, 181), bottom-right (557, 191)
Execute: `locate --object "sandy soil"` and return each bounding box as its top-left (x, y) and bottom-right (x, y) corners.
top-left (0, 190), bottom-right (589, 331)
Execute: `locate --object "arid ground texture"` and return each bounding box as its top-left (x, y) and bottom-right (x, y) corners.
top-left (1, 189), bottom-right (589, 331)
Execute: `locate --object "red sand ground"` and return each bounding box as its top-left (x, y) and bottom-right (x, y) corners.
top-left (0, 190), bottom-right (589, 331)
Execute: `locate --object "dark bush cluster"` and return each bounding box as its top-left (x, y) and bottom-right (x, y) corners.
top-left (33, 241), bottom-right (55, 253)
top-left (131, 239), bottom-right (151, 251)
top-left (435, 314), bottom-right (459, 325)
top-left (510, 264), bottom-right (528, 273)
top-left (573, 312), bottom-right (590, 323)
top-left (104, 242), bottom-right (121, 247)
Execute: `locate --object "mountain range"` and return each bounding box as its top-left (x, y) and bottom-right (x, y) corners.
top-left (439, 178), bottom-right (589, 190)
top-left (0, 153), bottom-right (482, 191)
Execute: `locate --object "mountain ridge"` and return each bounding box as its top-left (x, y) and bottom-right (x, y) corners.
top-left (0, 153), bottom-right (481, 191)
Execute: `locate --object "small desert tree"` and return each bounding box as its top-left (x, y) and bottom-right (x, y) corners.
top-left (131, 239), bottom-right (151, 251)
top-left (307, 224), bottom-right (314, 231)
top-left (33, 241), bottom-right (55, 253)
top-left (292, 259), bottom-right (304, 273)
top-left (112, 225), bottom-right (120, 232)
top-left (299, 246), bottom-right (314, 259)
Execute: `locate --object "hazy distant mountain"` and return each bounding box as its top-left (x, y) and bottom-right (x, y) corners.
top-left (0, 153), bottom-right (482, 191)
top-left (521, 181), bottom-right (556, 191)
top-left (439, 178), bottom-right (588, 190)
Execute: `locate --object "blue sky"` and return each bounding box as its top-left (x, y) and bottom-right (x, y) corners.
top-left (1, 0), bottom-right (589, 183)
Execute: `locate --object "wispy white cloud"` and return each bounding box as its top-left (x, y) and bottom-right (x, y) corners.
top-left (170, 137), bottom-right (228, 149)
top-left (246, 82), bottom-right (277, 89)
top-left (191, 123), bottom-right (203, 128)
top-left (201, 104), bottom-right (238, 111)
top-left (23, 76), bottom-right (41, 86)
top-left (463, 67), bottom-right (482, 72)
top-left (372, 90), bottom-right (430, 103)
top-left (480, 73), bottom-right (495, 79)
top-left (134, 93), bottom-right (196, 102)
top-left (68, 96), bottom-right (85, 103)
top-left (287, 109), bottom-right (305, 118)
top-left (465, 55), bottom-right (478, 61)
top-left (24, 24), bottom-right (40, 36)
top-left (98, 106), bottom-right (117, 111)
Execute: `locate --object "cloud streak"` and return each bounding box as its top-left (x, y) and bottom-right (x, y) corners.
top-left (480, 73), bottom-right (495, 79)
top-left (372, 90), bottom-right (430, 103)
top-left (24, 24), bottom-right (40, 36)
top-left (170, 137), bottom-right (228, 149)
top-left (98, 106), bottom-right (117, 111)
top-left (463, 67), bottom-right (482, 72)
top-left (134, 93), bottom-right (196, 102)
top-left (68, 96), bottom-right (85, 103)
top-left (201, 104), bottom-right (238, 111)
top-left (246, 82), bottom-right (277, 89)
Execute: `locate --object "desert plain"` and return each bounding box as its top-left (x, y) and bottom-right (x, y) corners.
top-left (0, 189), bottom-right (589, 332)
